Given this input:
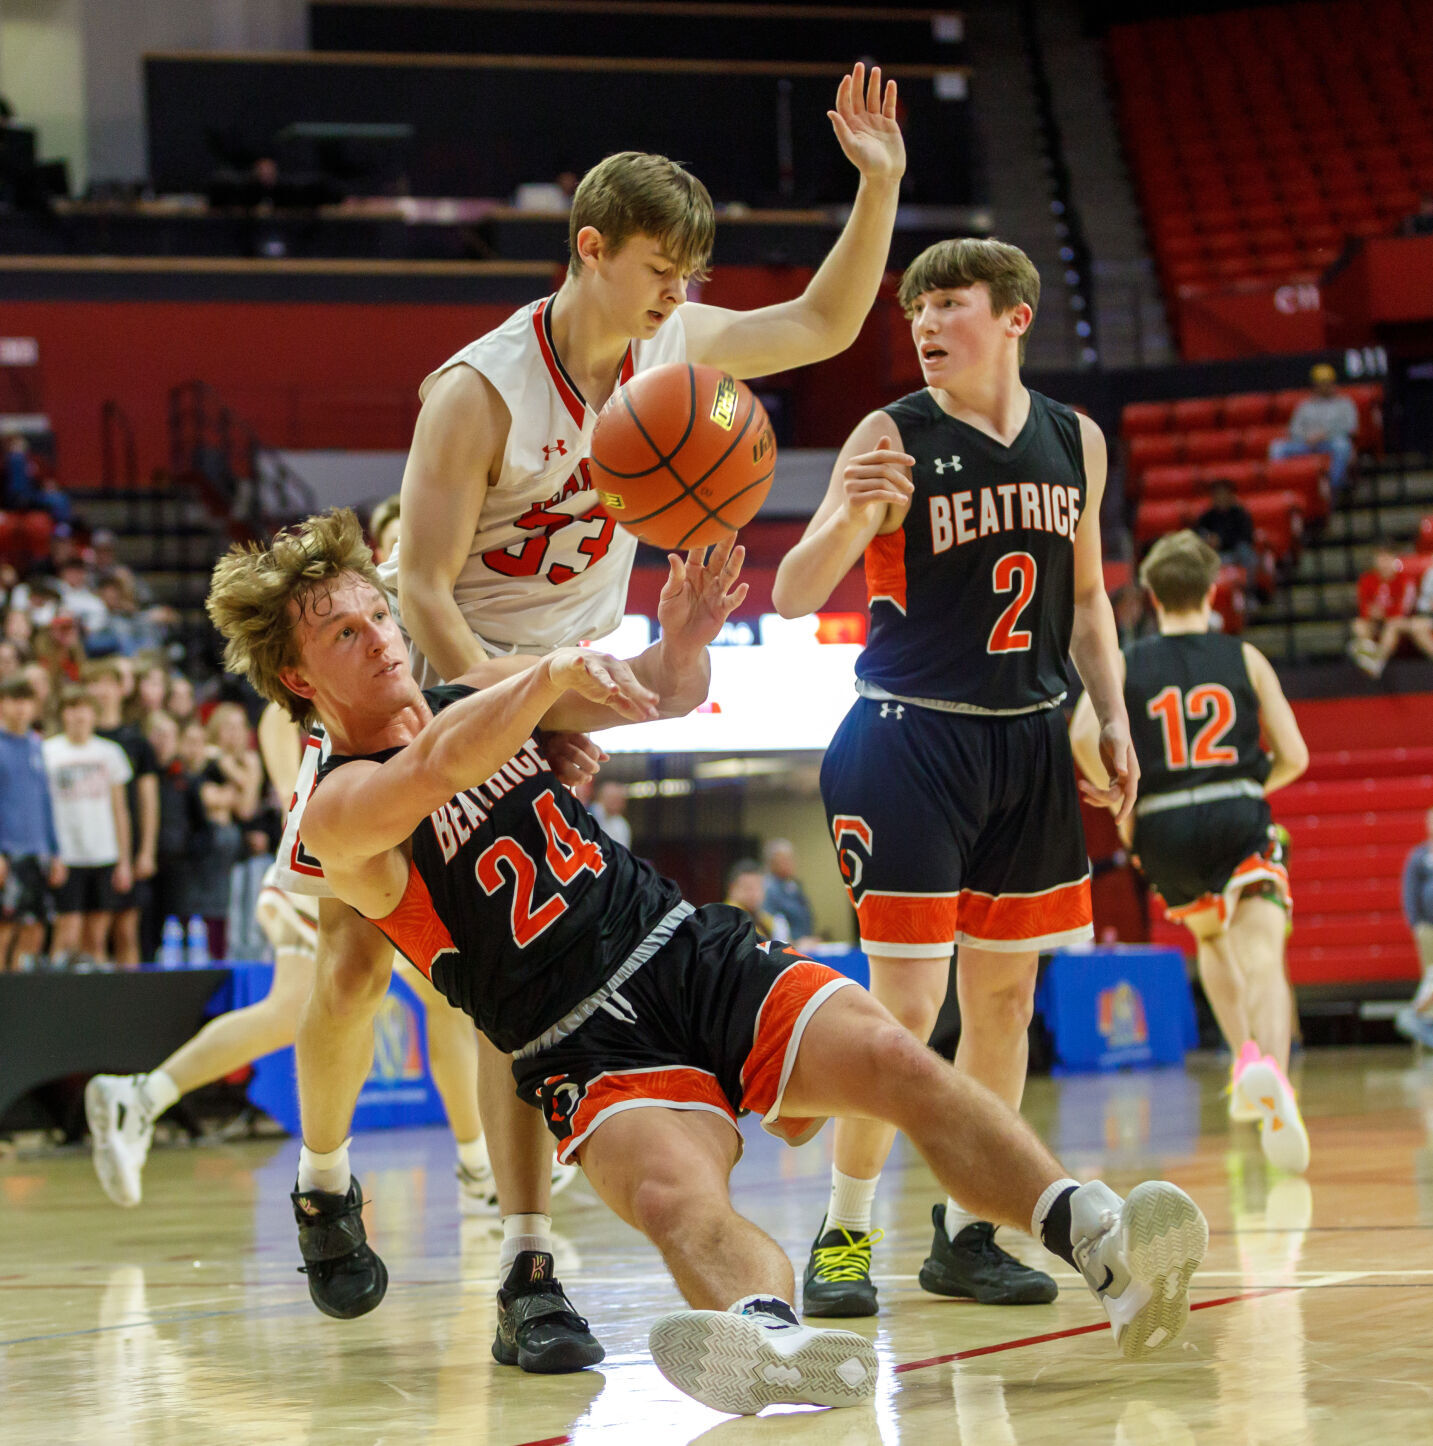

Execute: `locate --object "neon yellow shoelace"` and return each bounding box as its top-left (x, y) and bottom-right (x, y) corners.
top-left (812, 1228), bottom-right (885, 1281)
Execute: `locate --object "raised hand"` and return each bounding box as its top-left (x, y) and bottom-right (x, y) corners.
top-left (548, 648), bottom-right (660, 722)
top-left (656, 533), bottom-right (750, 654)
top-left (840, 433), bottom-right (914, 523)
top-left (828, 62), bottom-right (905, 182)
top-left (540, 731), bottom-right (608, 787)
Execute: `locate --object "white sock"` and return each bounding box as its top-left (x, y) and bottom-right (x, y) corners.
top-left (297, 1138), bottom-right (352, 1195)
top-left (499, 1212), bottom-right (552, 1272)
top-left (943, 1197), bottom-right (981, 1240)
top-left (1030, 1176), bottom-right (1081, 1240)
top-left (827, 1168), bottom-right (879, 1234)
top-left (456, 1136), bottom-right (490, 1177)
top-left (140, 1069), bottom-right (180, 1116)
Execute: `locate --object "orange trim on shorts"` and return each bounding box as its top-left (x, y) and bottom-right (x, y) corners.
top-left (740, 958), bottom-right (847, 1141)
top-left (855, 892), bottom-right (961, 947)
top-left (561, 1066), bottom-right (735, 1158)
top-left (864, 529), bottom-right (908, 613)
top-left (1165, 852), bottom-right (1292, 926)
top-left (957, 877), bottom-right (1093, 943)
top-left (370, 865), bottom-right (457, 979)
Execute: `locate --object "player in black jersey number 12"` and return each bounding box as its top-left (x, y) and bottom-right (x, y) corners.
top-left (205, 510), bottom-right (1206, 1415)
top-left (1071, 530), bottom-right (1312, 1172)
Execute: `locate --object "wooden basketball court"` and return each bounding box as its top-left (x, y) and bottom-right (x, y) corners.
top-left (4, 1045), bottom-right (1429, 1444)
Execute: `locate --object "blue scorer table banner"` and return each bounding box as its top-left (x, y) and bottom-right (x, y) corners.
top-left (1037, 945), bottom-right (1198, 1074)
top-left (215, 962), bottom-right (447, 1133)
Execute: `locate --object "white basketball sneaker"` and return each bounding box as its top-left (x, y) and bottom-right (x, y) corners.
top-left (1228, 1040), bottom-right (1264, 1123)
top-left (1237, 1056), bottom-right (1311, 1173)
top-left (85, 1074), bottom-right (158, 1208)
top-left (457, 1148), bottom-right (581, 1217)
top-left (1070, 1180), bottom-right (1208, 1360)
top-left (649, 1296), bottom-right (877, 1415)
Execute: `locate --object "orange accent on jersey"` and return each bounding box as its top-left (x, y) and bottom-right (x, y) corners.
top-left (864, 529), bottom-right (908, 613)
top-left (371, 866), bottom-right (457, 980)
top-left (855, 892), bottom-right (961, 947)
top-left (741, 960), bottom-right (846, 1136)
top-left (563, 1067), bottom-right (734, 1154)
top-left (958, 878), bottom-right (1092, 942)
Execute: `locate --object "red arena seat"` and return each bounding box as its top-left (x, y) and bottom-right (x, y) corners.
top-left (1171, 397), bottom-right (1221, 431)
top-left (1123, 401), bottom-right (1174, 435)
top-left (1127, 433), bottom-right (1183, 475)
top-left (1135, 497), bottom-right (1196, 544)
top-left (1223, 392), bottom-right (1275, 427)
top-left (1185, 429), bottom-right (1244, 465)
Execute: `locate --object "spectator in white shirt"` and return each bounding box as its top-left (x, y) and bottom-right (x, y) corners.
top-left (42, 685), bottom-right (132, 966)
top-left (589, 780), bottom-right (633, 850)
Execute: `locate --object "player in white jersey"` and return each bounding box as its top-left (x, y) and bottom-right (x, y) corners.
top-left (279, 65), bottom-right (907, 1359)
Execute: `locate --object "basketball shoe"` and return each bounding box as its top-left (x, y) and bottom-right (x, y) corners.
top-left (1228, 1040), bottom-right (1264, 1123)
top-left (291, 1176), bottom-right (389, 1319)
top-left (492, 1250), bottom-right (604, 1373)
top-left (1237, 1055), bottom-right (1311, 1173)
top-left (85, 1073), bottom-right (158, 1207)
top-left (649, 1295), bottom-right (877, 1415)
top-left (919, 1207), bottom-right (1058, 1304)
top-left (457, 1152), bottom-right (581, 1217)
top-left (802, 1218), bottom-right (883, 1317)
top-left (1070, 1179), bottom-right (1208, 1359)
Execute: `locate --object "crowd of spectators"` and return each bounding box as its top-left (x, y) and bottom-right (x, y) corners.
top-left (1349, 540), bottom-right (1433, 677)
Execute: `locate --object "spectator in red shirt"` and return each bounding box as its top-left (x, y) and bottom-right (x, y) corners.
top-left (1349, 548), bottom-right (1425, 676)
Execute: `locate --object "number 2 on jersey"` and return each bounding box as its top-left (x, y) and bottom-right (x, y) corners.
top-left (987, 551), bottom-right (1037, 653)
top-left (475, 791), bottom-right (606, 947)
top-left (1147, 684), bottom-right (1239, 770)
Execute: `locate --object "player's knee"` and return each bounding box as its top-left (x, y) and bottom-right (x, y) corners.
top-left (964, 979), bottom-right (1036, 1038)
top-left (313, 943), bottom-right (391, 1019)
top-left (629, 1173), bottom-right (711, 1246)
top-left (857, 1022), bottom-right (944, 1113)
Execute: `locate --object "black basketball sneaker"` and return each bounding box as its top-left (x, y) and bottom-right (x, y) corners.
top-left (291, 1176), bottom-right (389, 1319)
top-left (493, 1250), bottom-right (605, 1373)
top-left (918, 1206), bottom-right (1058, 1305)
top-left (802, 1217), bottom-right (883, 1317)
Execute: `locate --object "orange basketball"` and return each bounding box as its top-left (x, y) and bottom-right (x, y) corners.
top-left (590, 363), bottom-right (776, 551)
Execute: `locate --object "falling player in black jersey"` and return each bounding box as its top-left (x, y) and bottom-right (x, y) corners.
top-left (1070, 530), bottom-right (1311, 1172)
top-left (773, 238), bottom-right (1136, 1317)
top-left (205, 509), bottom-right (1206, 1416)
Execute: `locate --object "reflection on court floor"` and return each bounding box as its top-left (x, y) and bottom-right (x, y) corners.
top-left (3, 1046), bottom-right (1431, 1444)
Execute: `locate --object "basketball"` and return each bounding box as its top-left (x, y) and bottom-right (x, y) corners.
top-left (590, 363), bottom-right (776, 550)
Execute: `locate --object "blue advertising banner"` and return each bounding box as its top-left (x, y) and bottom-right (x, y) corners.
top-left (217, 962), bottom-right (447, 1134)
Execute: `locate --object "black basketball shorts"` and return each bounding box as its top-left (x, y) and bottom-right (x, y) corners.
top-left (510, 903), bottom-right (854, 1164)
top-left (0, 855), bottom-right (51, 923)
top-left (821, 698), bottom-right (1093, 957)
top-left (1132, 794), bottom-right (1290, 922)
top-left (52, 864), bottom-right (118, 915)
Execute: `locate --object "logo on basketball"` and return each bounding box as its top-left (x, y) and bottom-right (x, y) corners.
top-left (831, 815), bottom-right (874, 903)
top-left (709, 375), bottom-right (739, 431)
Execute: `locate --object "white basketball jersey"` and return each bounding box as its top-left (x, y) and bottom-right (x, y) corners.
top-left (279, 295), bottom-right (687, 895)
top-left (379, 294), bottom-right (688, 681)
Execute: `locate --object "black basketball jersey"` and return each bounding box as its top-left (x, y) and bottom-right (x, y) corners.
top-left (1123, 632), bottom-right (1269, 797)
top-left (319, 685), bottom-right (684, 1053)
top-left (856, 388), bottom-right (1087, 711)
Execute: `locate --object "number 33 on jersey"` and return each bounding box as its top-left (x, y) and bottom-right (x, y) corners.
top-left (856, 388), bottom-right (1088, 713)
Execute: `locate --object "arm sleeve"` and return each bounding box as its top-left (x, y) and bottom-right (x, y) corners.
top-left (1334, 396), bottom-right (1359, 438)
top-left (107, 742), bottom-right (133, 787)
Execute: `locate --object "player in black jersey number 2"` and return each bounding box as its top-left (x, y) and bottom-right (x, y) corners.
top-left (1071, 529), bottom-right (1312, 1172)
top-left (205, 510), bottom-right (1206, 1415)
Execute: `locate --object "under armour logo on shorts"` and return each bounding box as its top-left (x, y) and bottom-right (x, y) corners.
top-left (880, 702), bottom-right (905, 719)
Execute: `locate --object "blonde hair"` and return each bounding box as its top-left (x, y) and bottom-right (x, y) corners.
top-left (898, 238), bottom-right (1042, 364)
top-left (369, 493), bottom-right (401, 550)
top-left (567, 151), bottom-right (715, 281)
top-left (205, 508), bottom-right (385, 726)
top-left (1139, 530), bottom-right (1221, 613)
top-left (205, 700), bottom-right (249, 747)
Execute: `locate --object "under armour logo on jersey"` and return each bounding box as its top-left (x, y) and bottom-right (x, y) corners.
top-left (543, 439), bottom-right (568, 460)
top-left (880, 702), bottom-right (905, 719)
top-left (932, 455), bottom-right (962, 474)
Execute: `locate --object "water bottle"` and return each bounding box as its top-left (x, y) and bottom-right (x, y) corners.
top-left (158, 916), bottom-right (185, 969)
top-left (185, 916), bottom-right (210, 967)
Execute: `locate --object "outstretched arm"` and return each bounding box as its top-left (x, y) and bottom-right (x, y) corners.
top-left (1068, 415), bottom-right (1139, 826)
top-left (681, 64), bottom-right (904, 379)
top-left (772, 410), bottom-right (913, 617)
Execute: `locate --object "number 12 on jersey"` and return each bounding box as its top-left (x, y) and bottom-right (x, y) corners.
top-left (1147, 684), bottom-right (1239, 770)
